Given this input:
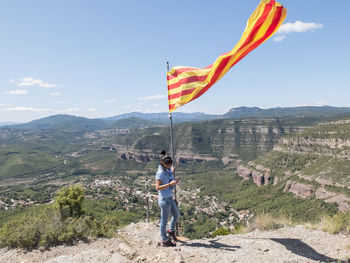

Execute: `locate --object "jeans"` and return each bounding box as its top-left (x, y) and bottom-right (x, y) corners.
top-left (158, 197), bottom-right (180, 241)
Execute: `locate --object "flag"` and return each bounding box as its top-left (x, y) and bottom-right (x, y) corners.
top-left (167, 0), bottom-right (287, 112)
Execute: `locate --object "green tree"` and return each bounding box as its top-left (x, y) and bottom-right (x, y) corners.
top-left (55, 186), bottom-right (85, 219)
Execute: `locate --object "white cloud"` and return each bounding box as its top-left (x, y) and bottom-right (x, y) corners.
top-left (15, 77), bottom-right (58, 88)
top-left (53, 101), bottom-right (63, 104)
top-left (277, 21), bottom-right (323, 35)
top-left (5, 89), bottom-right (28, 95)
top-left (65, 108), bottom-right (80, 112)
top-left (81, 102), bottom-right (94, 106)
top-left (50, 92), bottom-right (60, 96)
top-left (137, 94), bottom-right (167, 101)
top-left (5, 107), bottom-right (53, 112)
top-left (88, 108), bottom-right (96, 112)
top-left (316, 100), bottom-right (328, 106)
top-left (273, 35), bottom-right (286, 42)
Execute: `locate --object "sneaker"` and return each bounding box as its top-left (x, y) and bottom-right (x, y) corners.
top-left (161, 240), bottom-right (176, 247)
top-left (167, 229), bottom-right (178, 242)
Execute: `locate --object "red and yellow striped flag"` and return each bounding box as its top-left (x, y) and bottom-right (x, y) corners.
top-left (167, 0), bottom-right (287, 112)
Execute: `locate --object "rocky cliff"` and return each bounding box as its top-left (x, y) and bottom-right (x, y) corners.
top-left (243, 117), bottom-right (350, 211)
top-left (132, 118), bottom-right (308, 163)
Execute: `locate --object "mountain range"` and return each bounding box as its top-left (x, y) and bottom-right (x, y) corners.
top-left (4, 106), bottom-right (350, 131)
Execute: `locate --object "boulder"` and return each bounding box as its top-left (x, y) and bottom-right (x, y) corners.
top-left (263, 173), bottom-right (271, 185)
top-left (252, 170), bottom-right (264, 186)
top-left (288, 182), bottom-right (313, 198)
top-left (237, 165), bottom-right (251, 180)
top-left (283, 180), bottom-right (292, 192)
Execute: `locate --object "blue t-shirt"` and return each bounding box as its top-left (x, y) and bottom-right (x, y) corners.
top-left (155, 165), bottom-right (174, 200)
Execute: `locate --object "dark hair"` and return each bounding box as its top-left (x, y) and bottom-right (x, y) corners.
top-left (160, 150), bottom-right (172, 168)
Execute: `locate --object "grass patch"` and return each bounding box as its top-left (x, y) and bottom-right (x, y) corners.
top-left (248, 213), bottom-right (293, 231)
top-left (312, 212), bottom-right (350, 234)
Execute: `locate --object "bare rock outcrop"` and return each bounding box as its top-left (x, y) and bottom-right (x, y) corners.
top-left (237, 165), bottom-right (252, 180)
top-left (1, 222), bottom-right (349, 263)
top-left (176, 152), bottom-right (218, 163)
top-left (237, 165), bottom-right (271, 187)
top-left (119, 150), bottom-right (156, 162)
top-left (283, 180), bottom-right (292, 192)
top-left (325, 194), bottom-right (350, 212)
top-left (283, 181), bottom-right (313, 199)
top-left (315, 187), bottom-right (337, 200)
top-left (264, 173), bottom-right (271, 185)
top-left (274, 137), bottom-right (350, 159)
top-left (252, 170), bottom-right (265, 186)
top-left (315, 186), bottom-right (350, 211)
top-left (288, 182), bottom-right (313, 198)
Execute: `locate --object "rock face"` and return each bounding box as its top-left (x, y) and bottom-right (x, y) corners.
top-left (283, 181), bottom-right (313, 199)
top-left (1, 222), bottom-right (349, 263)
top-left (237, 165), bottom-right (251, 180)
top-left (119, 150), bottom-right (157, 162)
top-left (119, 149), bottom-right (219, 164)
top-left (325, 194), bottom-right (350, 212)
top-left (252, 170), bottom-right (265, 186)
top-left (315, 187), bottom-right (337, 200)
top-left (237, 165), bottom-right (271, 187)
top-left (133, 118), bottom-right (308, 163)
top-left (274, 136), bottom-right (350, 159)
top-left (252, 118), bottom-right (350, 211)
top-left (288, 182), bottom-right (313, 198)
top-left (283, 180), bottom-right (292, 193)
top-left (315, 187), bottom-right (350, 211)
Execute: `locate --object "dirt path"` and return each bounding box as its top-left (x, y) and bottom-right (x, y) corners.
top-left (1, 222), bottom-right (349, 263)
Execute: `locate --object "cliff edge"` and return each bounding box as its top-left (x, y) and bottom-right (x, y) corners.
top-left (1, 221), bottom-right (349, 263)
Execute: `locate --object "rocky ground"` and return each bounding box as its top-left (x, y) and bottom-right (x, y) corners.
top-left (1, 222), bottom-right (349, 263)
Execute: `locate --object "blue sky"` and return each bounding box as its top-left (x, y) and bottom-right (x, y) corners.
top-left (0, 0), bottom-right (349, 122)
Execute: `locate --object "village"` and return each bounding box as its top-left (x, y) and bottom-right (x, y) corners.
top-left (0, 176), bottom-right (250, 232)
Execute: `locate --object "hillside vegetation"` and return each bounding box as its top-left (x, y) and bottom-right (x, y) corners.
top-left (1, 110), bottom-right (350, 247)
top-left (247, 117), bottom-right (350, 211)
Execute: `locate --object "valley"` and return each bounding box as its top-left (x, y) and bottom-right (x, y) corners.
top-left (1, 107), bottom-right (350, 241)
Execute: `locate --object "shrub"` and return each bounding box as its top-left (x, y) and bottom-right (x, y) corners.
top-left (212, 227), bottom-right (231, 237)
top-left (0, 216), bottom-right (41, 249)
top-left (0, 185), bottom-right (123, 250)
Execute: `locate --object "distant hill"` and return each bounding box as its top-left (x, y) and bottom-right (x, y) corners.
top-left (224, 106), bottom-right (350, 119)
top-left (0, 122), bottom-right (19, 127)
top-left (108, 117), bottom-right (161, 129)
top-left (4, 106), bottom-right (350, 131)
top-left (10, 114), bottom-right (108, 131)
top-left (103, 111), bottom-right (220, 124)
top-left (106, 106), bottom-right (350, 124)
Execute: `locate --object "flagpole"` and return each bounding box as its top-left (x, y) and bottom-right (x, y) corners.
top-left (167, 61), bottom-right (178, 235)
